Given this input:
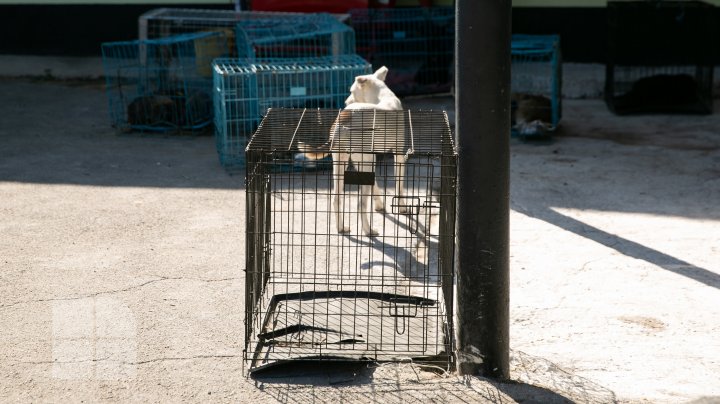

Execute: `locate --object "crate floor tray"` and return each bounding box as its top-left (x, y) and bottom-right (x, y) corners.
top-left (247, 185), bottom-right (451, 372)
top-left (248, 290), bottom-right (450, 372)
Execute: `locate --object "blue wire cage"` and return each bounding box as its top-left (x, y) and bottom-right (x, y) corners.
top-left (510, 34), bottom-right (562, 137)
top-left (102, 31), bottom-right (229, 134)
top-left (348, 7), bottom-right (454, 96)
top-left (235, 13), bottom-right (356, 60)
top-left (213, 55), bottom-right (372, 169)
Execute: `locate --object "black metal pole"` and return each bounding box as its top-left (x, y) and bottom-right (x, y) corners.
top-left (455, 0), bottom-right (511, 378)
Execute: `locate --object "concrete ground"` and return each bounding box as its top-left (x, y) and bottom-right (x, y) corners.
top-left (0, 76), bottom-right (719, 403)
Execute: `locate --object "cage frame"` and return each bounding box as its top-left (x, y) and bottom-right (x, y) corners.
top-left (243, 108), bottom-right (458, 373)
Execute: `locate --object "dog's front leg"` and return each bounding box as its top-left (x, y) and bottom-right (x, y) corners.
top-left (333, 152), bottom-right (350, 234)
top-left (354, 152), bottom-right (378, 237)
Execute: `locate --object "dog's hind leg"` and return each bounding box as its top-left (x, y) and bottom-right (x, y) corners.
top-left (372, 182), bottom-right (385, 212)
top-left (393, 154), bottom-right (408, 213)
top-left (333, 152), bottom-right (350, 234)
top-left (359, 184), bottom-right (378, 236)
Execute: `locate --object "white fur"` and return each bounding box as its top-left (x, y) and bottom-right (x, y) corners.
top-left (331, 66), bottom-right (407, 236)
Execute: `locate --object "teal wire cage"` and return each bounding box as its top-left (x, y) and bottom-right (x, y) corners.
top-left (510, 34), bottom-right (562, 137)
top-left (102, 31), bottom-right (229, 134)
top-left (212, 55), bottom-right (372, 169)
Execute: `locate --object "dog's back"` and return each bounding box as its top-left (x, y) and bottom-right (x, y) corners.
top-left (332, 66), bottom-right (406, 155)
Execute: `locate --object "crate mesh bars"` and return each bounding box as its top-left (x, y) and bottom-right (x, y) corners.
top-left (605, 1), bottom-right (715, 115)
top-left (510, 34), bottom-right (562, 137)
top-left (139, 8), bottom-right (303, 55)
top-left (235, 13), bottom-right (356, 59)
top-left (244, 108), bottom-right (457, 373)
top-left (349, 7), bottom-right (454, 95)
top-left (212, 56), bottom-right (371, 169)
top-left (102, 31), bottom-right (229, 134)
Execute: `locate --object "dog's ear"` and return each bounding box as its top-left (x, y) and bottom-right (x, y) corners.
top-left (356, 77), bottom-right (368, 85)
top-left (373, 66), bottom-right (389, 81)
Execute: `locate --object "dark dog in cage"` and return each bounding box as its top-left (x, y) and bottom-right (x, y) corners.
top-left (298, 66), bottom-right (407, 237)
top-left (511, 93), bottom-right (554, 135)
top-left (127, 90), bottom-right (212, 129)
top-left (127, 94), bottom-right (174, 127)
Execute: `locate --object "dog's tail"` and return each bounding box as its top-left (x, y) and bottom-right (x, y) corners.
top-left (296, 141), bottom-right (331, 160)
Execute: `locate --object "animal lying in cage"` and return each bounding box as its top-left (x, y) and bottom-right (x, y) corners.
top-left (610, 73), bottom-right (706, 114)
top-left (511, 92), bottom-right (554, 136)
top-left (102, 31), bottom-right (228, 134)
top-left (126, 89), bottom-right (212, 129)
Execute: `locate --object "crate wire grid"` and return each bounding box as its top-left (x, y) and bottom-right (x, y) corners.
top-left (609, 65), bottom-right (713, 98)
top-left (212, 56), bottom-right (372, 169)
top-left (605, 1), bottom-right (715, 114)
top-left (235, 13), bottom-right (356, 60)
top-left (348, 7), bottom-right (455, 95)
top-left (102, 31), bottom-right (229, 134)
top-left (244, 108), bottom-right (457, 372)
top-left (606, 63), bottom-right (714, 114)
top-left (139, 7), bottom-right (305, 56)
top-left (510, 34), bottom-right (562, 136)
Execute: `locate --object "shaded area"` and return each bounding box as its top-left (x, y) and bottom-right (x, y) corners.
top-left (0, 78), bottom-right (242, 190)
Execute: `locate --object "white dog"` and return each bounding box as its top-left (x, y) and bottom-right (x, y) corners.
top-left (299, 66), bottom-right (407, 236)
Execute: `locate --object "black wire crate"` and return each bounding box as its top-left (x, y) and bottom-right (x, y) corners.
top-left (605, 1), bottom-right (716, 115)
top-left (244, 108), bottom-right (457, 373)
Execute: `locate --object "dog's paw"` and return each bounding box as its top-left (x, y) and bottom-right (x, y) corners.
top-left (365, 228), bottom-right (379, 237)
top-left (373, 197), bottom-right (385, 212)
top-left (396, 206), bottom-right (409, 214)
top-left (338, 226), bottom-right (351, 234)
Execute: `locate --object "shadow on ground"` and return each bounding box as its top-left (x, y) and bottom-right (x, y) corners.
top-left (248, 351), bottom-right (615, 404)
top-left (515, 205), bottom-right (720, 290)
top-left (0, 78), bottom-right (242, 190)
top-left (3, 79), bottom-right (719, 221)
